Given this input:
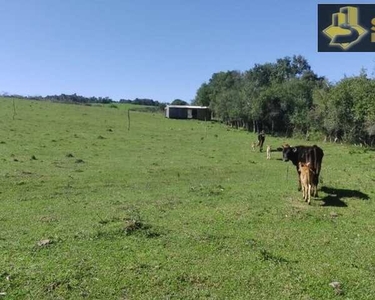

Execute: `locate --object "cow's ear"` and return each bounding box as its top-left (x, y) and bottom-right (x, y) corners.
top-left (292, 147), bottom-right (297, 152)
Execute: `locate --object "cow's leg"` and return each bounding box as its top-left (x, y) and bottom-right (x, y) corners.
top-left (310, 179), bottom-right (316, 197)
top-left (313, 175), bottom-right (319, 197)
top-left (302, 185), bottom-right (305, 200)
top-left (311, 184), bottom-right (316, 197)
top-left (307, 184), bottom-right (311, 204)
top-left (303, 185), bottom-right (306, 201)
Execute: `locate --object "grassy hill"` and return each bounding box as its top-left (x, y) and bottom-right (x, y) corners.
top-left (1, 98), bottom-right (375, 299)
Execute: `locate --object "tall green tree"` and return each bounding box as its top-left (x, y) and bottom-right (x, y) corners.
top-left (171, 99), bottom-right (188, 105)
top-left (193, 83), bottom-right (211, 106)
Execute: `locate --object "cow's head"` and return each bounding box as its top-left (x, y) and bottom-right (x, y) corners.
top-left (298, 161), bottom-right (310, 171)
top-left (282, 144), bottom-right (297, 162)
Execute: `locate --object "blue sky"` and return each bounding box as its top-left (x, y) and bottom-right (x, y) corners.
top-left (1, 0), bottom-right (375, 103)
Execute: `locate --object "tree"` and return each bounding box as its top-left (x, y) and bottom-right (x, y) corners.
top-left (171, 99), bottom-right (188, 105)
top-left (191, 54), bottom-right (359, 139)
top-left (193, 83), bottom-right (211, 106)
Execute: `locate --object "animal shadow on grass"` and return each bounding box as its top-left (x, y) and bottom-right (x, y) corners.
top-left (320, 186), bottom-right (370, 207)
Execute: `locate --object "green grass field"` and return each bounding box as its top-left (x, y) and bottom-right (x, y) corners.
top-left (1, 98), bottom-right (375, 299)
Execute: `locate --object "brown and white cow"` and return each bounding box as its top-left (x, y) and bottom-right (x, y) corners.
top-left (298, 162), bottom-right (315, 204)
top-left (266, 145), bottom-right (271, 160)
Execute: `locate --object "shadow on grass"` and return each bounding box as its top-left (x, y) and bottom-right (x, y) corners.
top-left (320, 186), bottom-right (370, 207)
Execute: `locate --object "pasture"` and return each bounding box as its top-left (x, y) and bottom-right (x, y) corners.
top-left (1, 98), bottom-right (375, 299)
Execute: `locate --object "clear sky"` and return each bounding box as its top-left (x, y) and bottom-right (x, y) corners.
top-left (1, 0), bottom-right (375, 103)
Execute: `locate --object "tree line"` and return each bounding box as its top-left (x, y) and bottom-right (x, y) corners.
top-left (193, 55), bottom-right (375, 146)
top-left (1, 93), bottom-right (114, 104)
top-left (119, 98), bottom-right (188, 107)
top-left (2, 92), bottom-right (189, 110)
top-left (1, 93), bottom-right (166, 109)
top-left (119, 98), bottom-right (166, 109)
